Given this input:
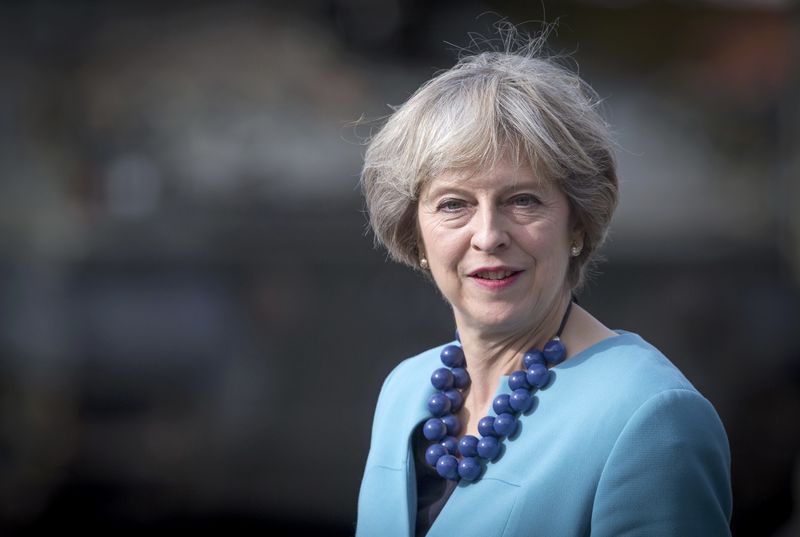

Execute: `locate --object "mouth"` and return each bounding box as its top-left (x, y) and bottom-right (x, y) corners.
top-left (469, 268), bottom-right (523, 281)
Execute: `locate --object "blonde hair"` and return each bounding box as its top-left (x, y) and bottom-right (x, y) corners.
top-left (361, 40), bottom-right (618, 289)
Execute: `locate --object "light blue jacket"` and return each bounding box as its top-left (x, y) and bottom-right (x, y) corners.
top-left (357, 332), bottom-right (732, 537)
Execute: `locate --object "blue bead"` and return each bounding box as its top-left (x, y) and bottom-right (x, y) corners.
top-left (444, 388), bottom-right (464, 411)
top-left (452, 367), bottom-right (470, 389)
top-left (526, 363), bottom-right (550, 389)
top-left (458, 435), bottom-right (479, 457)
top-left (441, 435), bottom-right (458, 454)
top-left (509, 388), bottom-right (533, 413)
top-left (477, 436), bottom-right (501, 460)
top-left (543, 338), bottom-right (566, 365)
top-left (523, 349), bottom-right (546, 369)
top-left (493, 412), bottom-right (518, 437)
top-left (436, 454), bottom-right (460, 480)
top-left (492, 394), bottom-right (512, 415)
top-left (508, 370), bottom-right (531, 391)
top-left (423, 418), bottom-right (446, 441)
top-left (425, 443), bottom-right (447, 467)
top-left (427, 393), bottom-right (452, 417)
top-left (458, 457), bottom-right (482, 481)
top-left (431, 368), bottom-right (454, 390)
top-left (477, 416), bottom-right (497, 437)
top-left (440, 345), bottom-right (465, 368)
top-left (441, 414), bottom-right (461, 436)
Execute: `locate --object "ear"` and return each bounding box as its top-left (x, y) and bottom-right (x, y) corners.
top-left (412, 241), bottom-right (429, 270)
top-left (413, 239), bottom-right (428, 268)
top-left (570, 227), bottom-right (584, 250)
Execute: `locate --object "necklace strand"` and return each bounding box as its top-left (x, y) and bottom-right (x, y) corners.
top-left (423, 301), bottom-right (574, 482)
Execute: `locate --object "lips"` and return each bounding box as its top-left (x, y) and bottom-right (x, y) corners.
top-left (473, 270), bottom-right (515, 280)
top-left (468, 267), bottom-right (522, 280)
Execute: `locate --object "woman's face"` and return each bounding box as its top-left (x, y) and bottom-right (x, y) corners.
top-left (417, 158), bottom-right (576, 336)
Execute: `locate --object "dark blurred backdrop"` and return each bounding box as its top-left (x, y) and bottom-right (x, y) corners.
top-left (0, 1), bottom-right (798, 536)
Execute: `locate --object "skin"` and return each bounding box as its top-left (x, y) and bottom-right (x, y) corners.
top-left (417, 157), bottom-right (616, 437)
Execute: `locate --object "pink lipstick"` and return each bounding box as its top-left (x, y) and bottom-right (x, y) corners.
top-left (467, 266), bottom-right (523, 290)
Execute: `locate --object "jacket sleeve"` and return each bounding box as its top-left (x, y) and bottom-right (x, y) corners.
top-left (590, 388), bottom-right (732, 537)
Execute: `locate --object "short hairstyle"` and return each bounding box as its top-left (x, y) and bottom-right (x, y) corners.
top-left (360, 41), bottom-right (619, 290)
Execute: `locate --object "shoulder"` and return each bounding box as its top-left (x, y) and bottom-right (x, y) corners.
top-left (560, 331), bottom-right (701, 409)
top-left (598, 332), bottom-right (729, 440)
top-left (549, 331), bottom-right (730, 479)
top-left (599, 332), bottom-right (730, 466)
top-left (589, 382), bottom-right (732, 533)
top-left (572, 332), bottom-right (732, 533)
top-left (377, 342), bottom-right (452, 398)
top-left (367, 342), bottom-right (453, 443)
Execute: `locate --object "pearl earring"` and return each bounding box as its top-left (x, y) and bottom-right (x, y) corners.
top-left (570, 244), bottom-right (582, 257)
top-left (420, 257), bottom-right (429, 269)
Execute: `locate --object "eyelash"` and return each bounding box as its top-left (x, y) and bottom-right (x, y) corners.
top-left (435, 194), bottom-right (540, 214)
top-left (509, 194), bottom-right (539, 208)
top-left (436, 199), bottom-right (466, 212)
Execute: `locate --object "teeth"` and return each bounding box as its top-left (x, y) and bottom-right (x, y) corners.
top-left (476, 270), bottom-right (514, 280)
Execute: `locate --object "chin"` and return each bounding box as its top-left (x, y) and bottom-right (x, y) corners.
top-left (459, 307), bottom-right (530, 334)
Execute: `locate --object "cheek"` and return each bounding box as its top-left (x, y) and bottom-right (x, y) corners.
top-left (428, 235), bottom-right (464, 269)
top-left (419, 218), bottom-right (460, 262)
top-left (517, 227), bottom-right (571, 276)
top-left (518, 227), bottom-right (560, 255)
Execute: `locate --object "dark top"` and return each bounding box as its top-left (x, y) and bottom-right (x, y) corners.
top-left (412, 422), bottom-right (457, 537)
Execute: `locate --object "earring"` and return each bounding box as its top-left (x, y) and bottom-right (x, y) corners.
top-left (570, 244), bottom-right (582, 257)
top-left (420, 257), bottom-right (429, 270)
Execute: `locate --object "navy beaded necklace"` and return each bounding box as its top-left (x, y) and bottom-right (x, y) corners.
top-left (422, 300), bottom-right (574, 482)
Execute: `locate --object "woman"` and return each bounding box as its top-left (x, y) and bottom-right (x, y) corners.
top-left (356, 41), bottom-right (732, 537)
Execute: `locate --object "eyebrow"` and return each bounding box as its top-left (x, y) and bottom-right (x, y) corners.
top-left (423, 177), bottom-right (549, 200)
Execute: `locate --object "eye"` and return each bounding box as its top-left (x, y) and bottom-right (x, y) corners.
top-left (437, 198), bottom-right (467, 212)
top-left (509, 194), bottom-right (539, 208)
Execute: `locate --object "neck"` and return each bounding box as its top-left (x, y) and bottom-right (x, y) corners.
top-left (454, 291), bottom-right (573, 408)
top-left (423, 297), bottom-right (618, 480)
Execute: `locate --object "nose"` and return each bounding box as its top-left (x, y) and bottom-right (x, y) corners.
top-left (470, 205), bottom-right (509, 253)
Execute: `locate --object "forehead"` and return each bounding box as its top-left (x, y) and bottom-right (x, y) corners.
top-left (422, 159), bottom-right (552, 197)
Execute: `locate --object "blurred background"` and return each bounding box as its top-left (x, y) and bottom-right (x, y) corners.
top-left (0, 0), bottom-right (798, 535)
